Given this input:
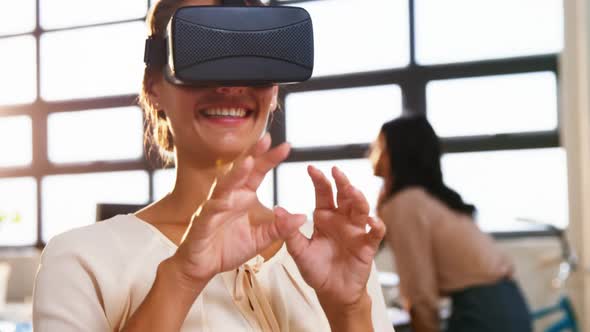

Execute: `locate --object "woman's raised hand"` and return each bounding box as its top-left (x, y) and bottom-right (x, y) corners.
top-left (172, 134), bottom-right (306, 284)
top-left (277, 166), bottom-right (386, 309)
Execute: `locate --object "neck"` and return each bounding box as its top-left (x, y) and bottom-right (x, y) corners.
top-left (159, 155), bottom-right (233, 224)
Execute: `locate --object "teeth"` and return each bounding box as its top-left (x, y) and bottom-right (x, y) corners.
top-left (202, 108), bottom-right (248, 117)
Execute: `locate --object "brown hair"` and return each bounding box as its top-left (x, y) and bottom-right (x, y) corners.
top-left (138, 0), bottom-right (265, 164)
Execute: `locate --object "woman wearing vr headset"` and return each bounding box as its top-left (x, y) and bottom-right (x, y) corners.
top-left (33, 0), bottom-right (392, 331)
top-left (370, 115), bottom-right (532, 332)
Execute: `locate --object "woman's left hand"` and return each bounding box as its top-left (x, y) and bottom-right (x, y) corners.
top-left (276, 166), bottom-right (386, 314)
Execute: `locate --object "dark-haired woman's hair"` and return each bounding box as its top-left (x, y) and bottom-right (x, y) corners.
top-left (381, 114), bottom-right (476, 217)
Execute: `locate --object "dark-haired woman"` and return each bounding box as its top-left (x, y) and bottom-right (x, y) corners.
top-left (370, 115), bottom-right (532, 332)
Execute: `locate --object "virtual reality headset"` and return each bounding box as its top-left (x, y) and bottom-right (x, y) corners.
top-left (144, 3), bottom-right (314, 86)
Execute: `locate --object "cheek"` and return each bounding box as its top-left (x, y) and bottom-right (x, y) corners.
top-left (162, 88), bottom-right (196, 123)
top-left (259, 86), bottom-right (278, 111)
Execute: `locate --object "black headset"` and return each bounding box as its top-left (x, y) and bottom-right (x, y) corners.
top-left (221, 0), bottom-right (249, 5)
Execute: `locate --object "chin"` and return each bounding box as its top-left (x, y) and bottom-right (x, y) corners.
top-left (211, 140), bottom-right (257, 162)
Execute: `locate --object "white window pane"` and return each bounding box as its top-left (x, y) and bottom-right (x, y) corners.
top-left (153, 168), bottom-right (274, 207)
top-left (0, 36), bottom-right (36, 106)
top-left (0, 0), bottom-right (35, 35)
top-left (41, 0), bottom-right (147, 30)
top-left (48, 107), bottom-right (144, 163)
top-left (416, 0), bottom-right (563, 64)
top-left (0, 116), bottom-right (32, 167)
top-left (442, 148), bottom-right (568, 231)
top-left (41, 22), bottom-right (145, 101)
top-left (153, 169), bottom-right (175, 201)
top-left (0, 177), bottom-right (37, 246)
top-left (286, 85), bottom-right (402, 147)
top-left (257, 172), bottom-right (274, 208)
top-left (296, 0), bottom-right (409, 77)
top-left (427, 72), bottom-right (558, 137)
top-left (42, 171), bottom-right (149, 241)
top-left (278, 159), bottom-right (382, 217)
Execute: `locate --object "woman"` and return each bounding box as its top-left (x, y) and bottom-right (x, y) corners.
top-left (32, 1), bottom-right (392, 331)
top-left (370, 115), bottom-right (531, 332)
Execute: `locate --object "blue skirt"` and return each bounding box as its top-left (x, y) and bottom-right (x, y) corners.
top-left (446, 278), bottom-right (532, 332)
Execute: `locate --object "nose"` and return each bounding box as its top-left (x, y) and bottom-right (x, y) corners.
top-left (215, 86), bottom-right (248, 95)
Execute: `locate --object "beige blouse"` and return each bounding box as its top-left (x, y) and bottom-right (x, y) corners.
top-left (380, 188), bottom-right (514, 332)
top-left (33, 214), bottom-right (394, 332)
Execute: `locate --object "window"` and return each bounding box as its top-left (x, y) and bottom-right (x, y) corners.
top-left (286, 85), bottom-right (403, 147)
top-left (278, 159), bottom-right (382, 216)
top-left (0, 177), bottom-right (37, 246)
top-left (0, 0), bottom-right (36, 36)
top-left (40, 0), bottom-right (147, 29)
top-left (415, 0), bottom-right (563, 64)
top-left (0, 36), bottom-right (37, 106)
top-left (427, 72), bottom-right (558, 137)
top-left (0, 116), bottom-right (32, 167)
top-left (0, 0), bottom-right (568, 248)
top-left (41, 22), bottom-right (145, 101)
top-left (42, 171), bottom-right (149, 242)
top-left (48, 107), bottom-right (144, 163)
top-left (275, 0), bottom-right (565, 233)
top-left (0, 1), bottom-right (149, 246)
top-left (297, 0), bottom-right (409, 77)
top-left (442, 148), bottom-right (568, 231)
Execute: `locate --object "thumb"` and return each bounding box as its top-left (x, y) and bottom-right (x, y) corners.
top-left (274, 206), bottom-right (310, 260)
top-left (273, 206), bottom-right (307, 238)
top-left (250, 206), bottom-right (307, 251)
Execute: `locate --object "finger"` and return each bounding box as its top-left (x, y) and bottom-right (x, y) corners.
top-left (274, 206), bottom-right (308, 238)
top-left (246, 142), bottom-right (290, 191)
top-left (185, 199), bottom-right (231, 241)
top-left (366, 216), bottom-right (386, 247)
top-left (275, 207), bottom-right (312, 260)
top-left (252, 206), bottom-right (307, 250)
top-left (349, 187), bottom-right (370, 219)
top-left (211, 156), bottom-right (254, 199)
top-left (251, 133), bottom-right (272, 158)
top-left (195, 197), bottom-right (252, 232)
top-left (332, 167), bottom-right (354, 214)
top-left (307, 165), bottom-right (336, 210)
top-left (233, 133), bottom-right (271, 166)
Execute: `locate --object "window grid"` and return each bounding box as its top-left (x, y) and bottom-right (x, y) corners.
top-left (0, 0), bottom-right (561, 248)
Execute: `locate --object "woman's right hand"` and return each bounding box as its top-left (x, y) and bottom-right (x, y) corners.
top-left (169, 134), bottom-right (306, 286)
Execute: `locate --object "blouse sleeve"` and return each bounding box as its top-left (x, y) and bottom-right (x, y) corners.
top-left (381, 194), bottom-right (440, 332)
top-left (33, 234), bottom-right (112, 332)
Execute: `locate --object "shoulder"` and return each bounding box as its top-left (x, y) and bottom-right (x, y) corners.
top-left (391, 187), bottom-right (431, 207)
top-left (380, 187), bottom-right (431, 221)
top-left (33, 216), bottom-right (144, 331)
top-left (41, 214), bottom-right (151, 265)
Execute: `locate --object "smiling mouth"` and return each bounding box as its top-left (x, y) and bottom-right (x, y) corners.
top-left (198, 107), bottom-right (255, 119)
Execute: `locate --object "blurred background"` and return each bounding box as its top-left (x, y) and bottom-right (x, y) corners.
top-left (1, 0), bottom-right (590, 331)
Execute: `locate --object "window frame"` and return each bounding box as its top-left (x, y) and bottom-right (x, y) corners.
top-left (0, 0), bottom-right (561, 249)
